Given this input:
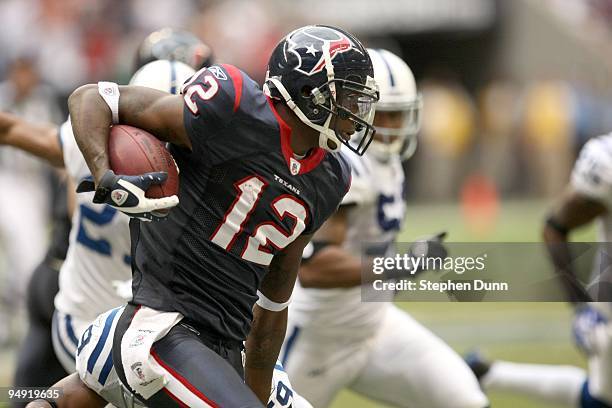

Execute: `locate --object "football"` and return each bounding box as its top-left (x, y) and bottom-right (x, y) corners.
top-left (108, 124), bottom-right (179, 199)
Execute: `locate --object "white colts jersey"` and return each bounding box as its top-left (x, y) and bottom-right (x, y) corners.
top-left (290, 152), bottom-right (406, 338)
top-left (571, 134), bottom-right (612, 317)
top-left (54, 119), bottom-right (132, 322)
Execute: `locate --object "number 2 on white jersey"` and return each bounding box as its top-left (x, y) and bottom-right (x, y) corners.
top-left (211, 175), bottom-right (308, 265)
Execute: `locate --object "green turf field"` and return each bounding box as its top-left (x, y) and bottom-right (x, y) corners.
top-left (0, 199), bottom-right (594, 408)
top-left (329, 199), bottom-right (592, 408)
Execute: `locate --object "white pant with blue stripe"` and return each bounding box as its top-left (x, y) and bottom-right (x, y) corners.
top-left (281, 305), bottom-right (489, 408)
top-left (51, 310), bottom-right (90, 373)
top-left (75, 306), bottom-right (142, 408)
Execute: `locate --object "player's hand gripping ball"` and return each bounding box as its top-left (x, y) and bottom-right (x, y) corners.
top-left (77, 125), bottom-right (179, 221)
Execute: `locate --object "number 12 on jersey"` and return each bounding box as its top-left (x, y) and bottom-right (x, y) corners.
top-left (211, 175), bottom-right (308, 265)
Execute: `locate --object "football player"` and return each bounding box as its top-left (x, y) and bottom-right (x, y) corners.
top-left (279, 48), bottom-right (489, 408)
top-left (4, 29), bottom-right (211, 395)
top-left (466, 136), bottom-right (612, 408)
top-left (6, 30), bottom-right (311, 408)
top-left (5, 58), bottom-right (312, 408)
top-left (28, 25), bottom-right (377, 408)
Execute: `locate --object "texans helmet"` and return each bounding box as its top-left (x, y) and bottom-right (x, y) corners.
top-left (135, 28), bottom-right (213, 71)
top-left (367, 48), bottom-right (422, 161)
top-left (265, 25), bottom-right (379, 155)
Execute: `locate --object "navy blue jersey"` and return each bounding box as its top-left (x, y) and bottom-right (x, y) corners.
top-left (130, 64), bottom-right (351, 341)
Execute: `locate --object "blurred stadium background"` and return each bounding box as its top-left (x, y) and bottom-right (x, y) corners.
top-left (0, 0), bottom-right (610, 407)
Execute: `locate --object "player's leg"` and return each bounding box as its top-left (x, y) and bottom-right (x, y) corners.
top-left (582, 320), bottom-right (612, 407)
top-left (112, 303), bottom-right (263, 407)
top-left (481, 359), bottom-right (587, 406)
top-left (77, 305), bottom-right (307, 408)
top-left (468, 317), bottom-right (612, 408)
top-left (269, 361), bottom-right (314, 408)
top-left (12, 261), bottom-right (66, 408)
top-left (51, 310), bottom-right (90, 374)
top-left (76, 306), bottom-right (149, 408)
top-left (349, 305), bottom-right (489, 408)
top-left (579, 381), bottom-right (612, 408)
top-left (280, 320), bottom-right (368, 408)
top-left (467, 352), bottom-right (587, 407)
top-left (467, 308), bottom-right (612, 408)
top-left (145, 325), bottom-right (262, 407)
top-left (24, 373), bottom-right (107, 408)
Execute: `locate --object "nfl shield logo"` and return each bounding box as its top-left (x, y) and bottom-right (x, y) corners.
top-left (290, 158), bottom-right (301, 176)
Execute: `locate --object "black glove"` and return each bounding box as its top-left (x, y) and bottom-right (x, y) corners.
top-left (77, 170), bottom-right (178, 222)
top-left (408, 231), bottom-right (448, 262)
top-left (383, 231), bottom-right (448, 280)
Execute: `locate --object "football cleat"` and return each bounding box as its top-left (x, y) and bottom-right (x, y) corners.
top-left (464, 350), bottom-right (492, 382)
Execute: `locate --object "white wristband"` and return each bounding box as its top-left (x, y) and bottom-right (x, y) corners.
top-left (98, 81), bottom-right (120, 124)
top-left (256, 290), bottom-right (291, 312)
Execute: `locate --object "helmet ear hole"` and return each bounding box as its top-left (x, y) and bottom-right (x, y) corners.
top-left (302, 86), bottom-right (322, 121)
top-left (301, 85), bottom-right (313, 97)
top-left (298, 84), bottom-right (326, 122)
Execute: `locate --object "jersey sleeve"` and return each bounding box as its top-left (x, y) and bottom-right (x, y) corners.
top-left (182, 64), bottom-right (244, 151)
top-left (571, 135), bottom-right (612, 209)
top-left (59, 118), bottom-right (91, 183)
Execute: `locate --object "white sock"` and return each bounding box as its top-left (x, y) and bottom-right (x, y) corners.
top-left (481, 361), bottom-right (586, 407)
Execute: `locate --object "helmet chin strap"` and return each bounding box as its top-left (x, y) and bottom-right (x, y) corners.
top-left (318, 115), bottom-right (336, 150)
top-left (265, 76), bottom-right (341, 152)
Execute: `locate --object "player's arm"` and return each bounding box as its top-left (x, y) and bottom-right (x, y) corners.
top-left (300, 207), bottom-right (447, 288)
top-left (68, 84), bottom-right (187, 218)
top-left (543, 187), bottom-right (607, 302)
top-left (66, 177), bottom-right (76, 218)
top-left (25, 373), bottom-right (106, 408)
top-left (68, 84), bottom-right (190, 184)
top-left (544, 137), bottom-right (612, 302)
top-left (298, 205), bottom-right (367, 288)
top-left (245, 234), bottom-right (311, 404)
top-left (0, 111), bottom-right (63, 167)
top-left (298, 204), bottom-right (402, 289)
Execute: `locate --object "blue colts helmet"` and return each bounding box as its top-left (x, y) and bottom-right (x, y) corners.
top-left (367, 48), bottom-right (422, 161)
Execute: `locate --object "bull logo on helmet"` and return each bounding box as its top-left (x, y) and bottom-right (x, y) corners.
top-left (285, 26), bottom-right (354, 76)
